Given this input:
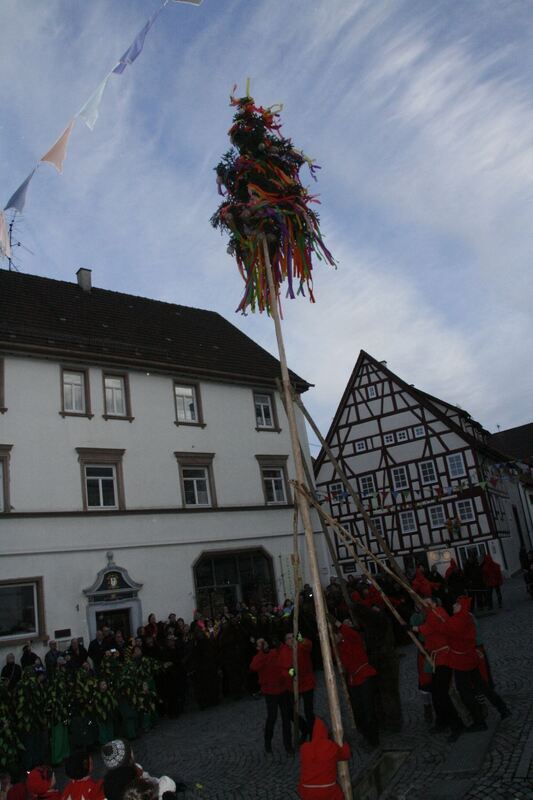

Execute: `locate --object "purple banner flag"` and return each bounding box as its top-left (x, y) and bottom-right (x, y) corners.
top-left (113, 5), bottom-right (165, 74)
top-left (4, 169), bottom-right (37, 213)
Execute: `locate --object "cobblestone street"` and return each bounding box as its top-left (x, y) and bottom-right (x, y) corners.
top-left (126, 577), bottom-right (533, 800)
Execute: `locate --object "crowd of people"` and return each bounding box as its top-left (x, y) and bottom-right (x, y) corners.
top-left (0, 550), bottom-right (517, 799)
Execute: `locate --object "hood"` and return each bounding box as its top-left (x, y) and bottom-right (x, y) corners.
top-left (483, 553), bottom-right (495, 565)
top-left (455, 595), bottom-right (472, 614)
top-left (311, 717), bottom-right (329, 741)
top-left (449, 559), bottom-right (458, 570)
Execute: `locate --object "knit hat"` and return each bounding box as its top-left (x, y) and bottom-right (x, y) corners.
top-left (27, 767), bottom-right (53, 797)
top-left (157, 777), bottom-right (176, 798)
top-left (101, 740), bottom-right (131, 770)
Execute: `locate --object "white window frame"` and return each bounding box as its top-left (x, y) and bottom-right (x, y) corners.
top-left (253, 391), bottom-right (278, 430)
top-left (174, 383), bottom-right (201, 425)
top-left (0, 446), bottom-right (12, 513)
top-left (330, 482), bottom-right (344, 501)
top-left (0, 579), bottom-right (43, 643)
top-left (397, 430), bottom-right (408, 442)
top-left (420, 460), bottom-right (437, 485)
top-left (76, 448), bottom-right (126, 511)
top-left (85, 464), bottom-right (119, 510)
top-left (400, 510), bottom-right (417, 534)
top-left (384, 433), bottom-right (395, 445)
top-left (62, 370), bottom-right (87, 414)
top-left (391, 466), bottom-right (409, 491)
top-left (262, 467), bottom-right (287, 505)
top-left (103, 373), bottom-right (130, 418)
top-left (414, 425), bottom-right (425, 438)
top-left (359, 474), bottom-right (375, 498)
top-left (367, 385), bottom-right (377, 399)
top-left (429, 505), bottom-right (445, 528)
top-left (370, 516), bottom-right (384, 537)
top-left (456, 498), bottom-right (475, 522)
top-left (355, 440), bottom-right (366, 453)
top-left (182, 466), bottom-right (211, 507)
top-left (447, 452), bottom-right (466, 479)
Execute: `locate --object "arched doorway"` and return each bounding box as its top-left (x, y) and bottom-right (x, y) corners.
top-left (193, 548), bottom-right (276, 617)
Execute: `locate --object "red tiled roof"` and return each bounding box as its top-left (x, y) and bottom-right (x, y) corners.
top-left (0, 270), bottom-right (310, 391)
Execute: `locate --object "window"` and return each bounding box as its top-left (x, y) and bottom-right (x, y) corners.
top-left (61, 368), bottom-right (91, 416)
top-left (103, 373), bottom-right (132, 420)
top-left (370, 516), bottom-right (384, 536)
top-left (414, 425), bottom-right (425, 438)
top-left (255, 455), bottom-right (290, 505)
top-left (330, 482), bottom-right (344, 501)
top-left (391, 466), bottom-right (409, 491)
top-left (356, 440), bottom-right (366, 453)
top-left (400, 511), bottom-right (417, 534)
top-left (0, 445), bottom-right (12, 513)
top-left (174, 382), bottom-right (204, 426)
top-left (0, 359), bottom-right (6, 413)
top-left (367, 386), bottom-right (377, 399)
top-left (397, 430), bottom-right (408, 442)
top-left (429, 505), bottom-right (445, 528)
top-left (384, 433), bottom-right (395, 445)
top-left (420, 460), bottom-right (437, 485)
top-left (0, 579), bottom-right (45, 642)
top-left (175, 452), bottom-right (216, 508)
top-left (447, 453), bottom-right (466, 479)
top-left (456, 499), bottom-right (475, 522)
top-left (76, 448), bottom-right (125, 510)
top-left (253, 391), bottom-right (279, 431)
top-left (359, 474), bottom-right (375, 498)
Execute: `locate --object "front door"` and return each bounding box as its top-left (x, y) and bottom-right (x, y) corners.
top-left (95, 608), bottom-right (131, 638)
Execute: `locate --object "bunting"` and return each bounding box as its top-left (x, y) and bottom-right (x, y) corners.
top-left (1, 0), bottom-right (202, 244)
top-left (40, 120), bottom-right (75, 173)
top-left (4, 169), bottom-right (37, 213)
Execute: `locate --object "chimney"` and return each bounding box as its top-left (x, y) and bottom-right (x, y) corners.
top-left (76, 268), bottom-right (92, 292)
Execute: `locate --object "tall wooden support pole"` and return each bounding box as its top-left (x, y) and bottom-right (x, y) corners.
top-left (292, 391), bottom-right (404, 580)
top-left (292, 506), bottom-right (302, 747)
top-left (276, 378), bottom-right (357, 627)
top-left (262, 239), bottom-right (352, 800)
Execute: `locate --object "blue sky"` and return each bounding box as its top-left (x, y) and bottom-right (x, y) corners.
top-left (2, 0), bottom-right (533, 452)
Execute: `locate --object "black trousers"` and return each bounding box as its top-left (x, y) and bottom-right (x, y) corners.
top-left (348, 677), bottom-right (379, 746)
top-left (431, 666), bottom-right (461, 730)
top-left (454, 668), bottom-right (507, 723)
top-left (264, 693), bottom-right (292, 751)
top-left (284, 690), bottom-right (309, 740)
top-left (486, 586), bottom-right (502, 609)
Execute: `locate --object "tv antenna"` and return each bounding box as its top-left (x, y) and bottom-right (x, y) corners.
top-left (3, 213), bottom-right (33, 272)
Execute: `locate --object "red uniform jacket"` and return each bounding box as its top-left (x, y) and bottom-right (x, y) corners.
top-left (419, 606), bottom-right (451, 668)
top-left (336, 624), bottom-right (377, 686)
top-left (412, 567), bottom-right (435, 598)
top-left (429, 597), bottom-right (477, 671)
top-left (297, 718), bottom-right (351, 800)
top-left (445, 559), bottom-right (459, 580)
top-left (482, 555), bottom-right (502, 587)
top-left (61, 778), bottom-right (104, 800)
top-left (250, 648), bottom-right (285, 695)
top-left (278, 639), bottom-right (316, 693)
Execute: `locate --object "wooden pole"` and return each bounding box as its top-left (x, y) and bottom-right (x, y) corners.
top-left (291, 389), bottom-right (404, 580)
top-left (292, 506), bottom-right (302, 748)
top-left (262, 238), bottom-right (352, 800)
top-left (326, 610), bottom-right (357, 731)
top-left (295, 482), bottom-right (432, 665)
top-left (276, 378), bottom-right (357, 628)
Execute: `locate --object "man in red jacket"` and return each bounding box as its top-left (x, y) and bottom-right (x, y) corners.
top-left (482, 554), bottom-right (503, 609)
top-left (278, 632), bottom-right (316, 741)
top-left (297, 717), bottom-right (350, 800)
top-left (335, 621), bottom-right (379, 748)
top-left (250, 638), bottom-right (293, 755)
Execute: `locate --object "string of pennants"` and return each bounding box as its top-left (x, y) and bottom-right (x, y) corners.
top-left (317, 460), bottom-right (533, 512)
top-left (0, 0), bottom-right (202, 260)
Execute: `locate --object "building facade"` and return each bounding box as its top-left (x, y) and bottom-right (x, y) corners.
top-left (0, 269), bottom-right (322, 659)
top-left (314, 351), bottom-right (530, 579)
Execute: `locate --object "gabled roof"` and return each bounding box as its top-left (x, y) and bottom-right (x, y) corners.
top-left (488, 423), bottom-right (533, 461)
top-left (314, 349), bottom-right (507, 473)
top-left (0, 270), bottom-right (310, 392)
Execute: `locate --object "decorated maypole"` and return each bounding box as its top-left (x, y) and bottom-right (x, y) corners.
top-left (212, 90), bottom-right (352, 799)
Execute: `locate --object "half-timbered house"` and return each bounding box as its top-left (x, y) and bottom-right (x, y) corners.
top-left (314, 351), bottom-right (528, 578)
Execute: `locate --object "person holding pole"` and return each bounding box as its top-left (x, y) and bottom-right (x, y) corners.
top-left (297, 717), bottom-right (351, 800)
top-left (334, 621), bottom-right (379, 749)
top-left (279, 632), bottom-right (315, 742)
